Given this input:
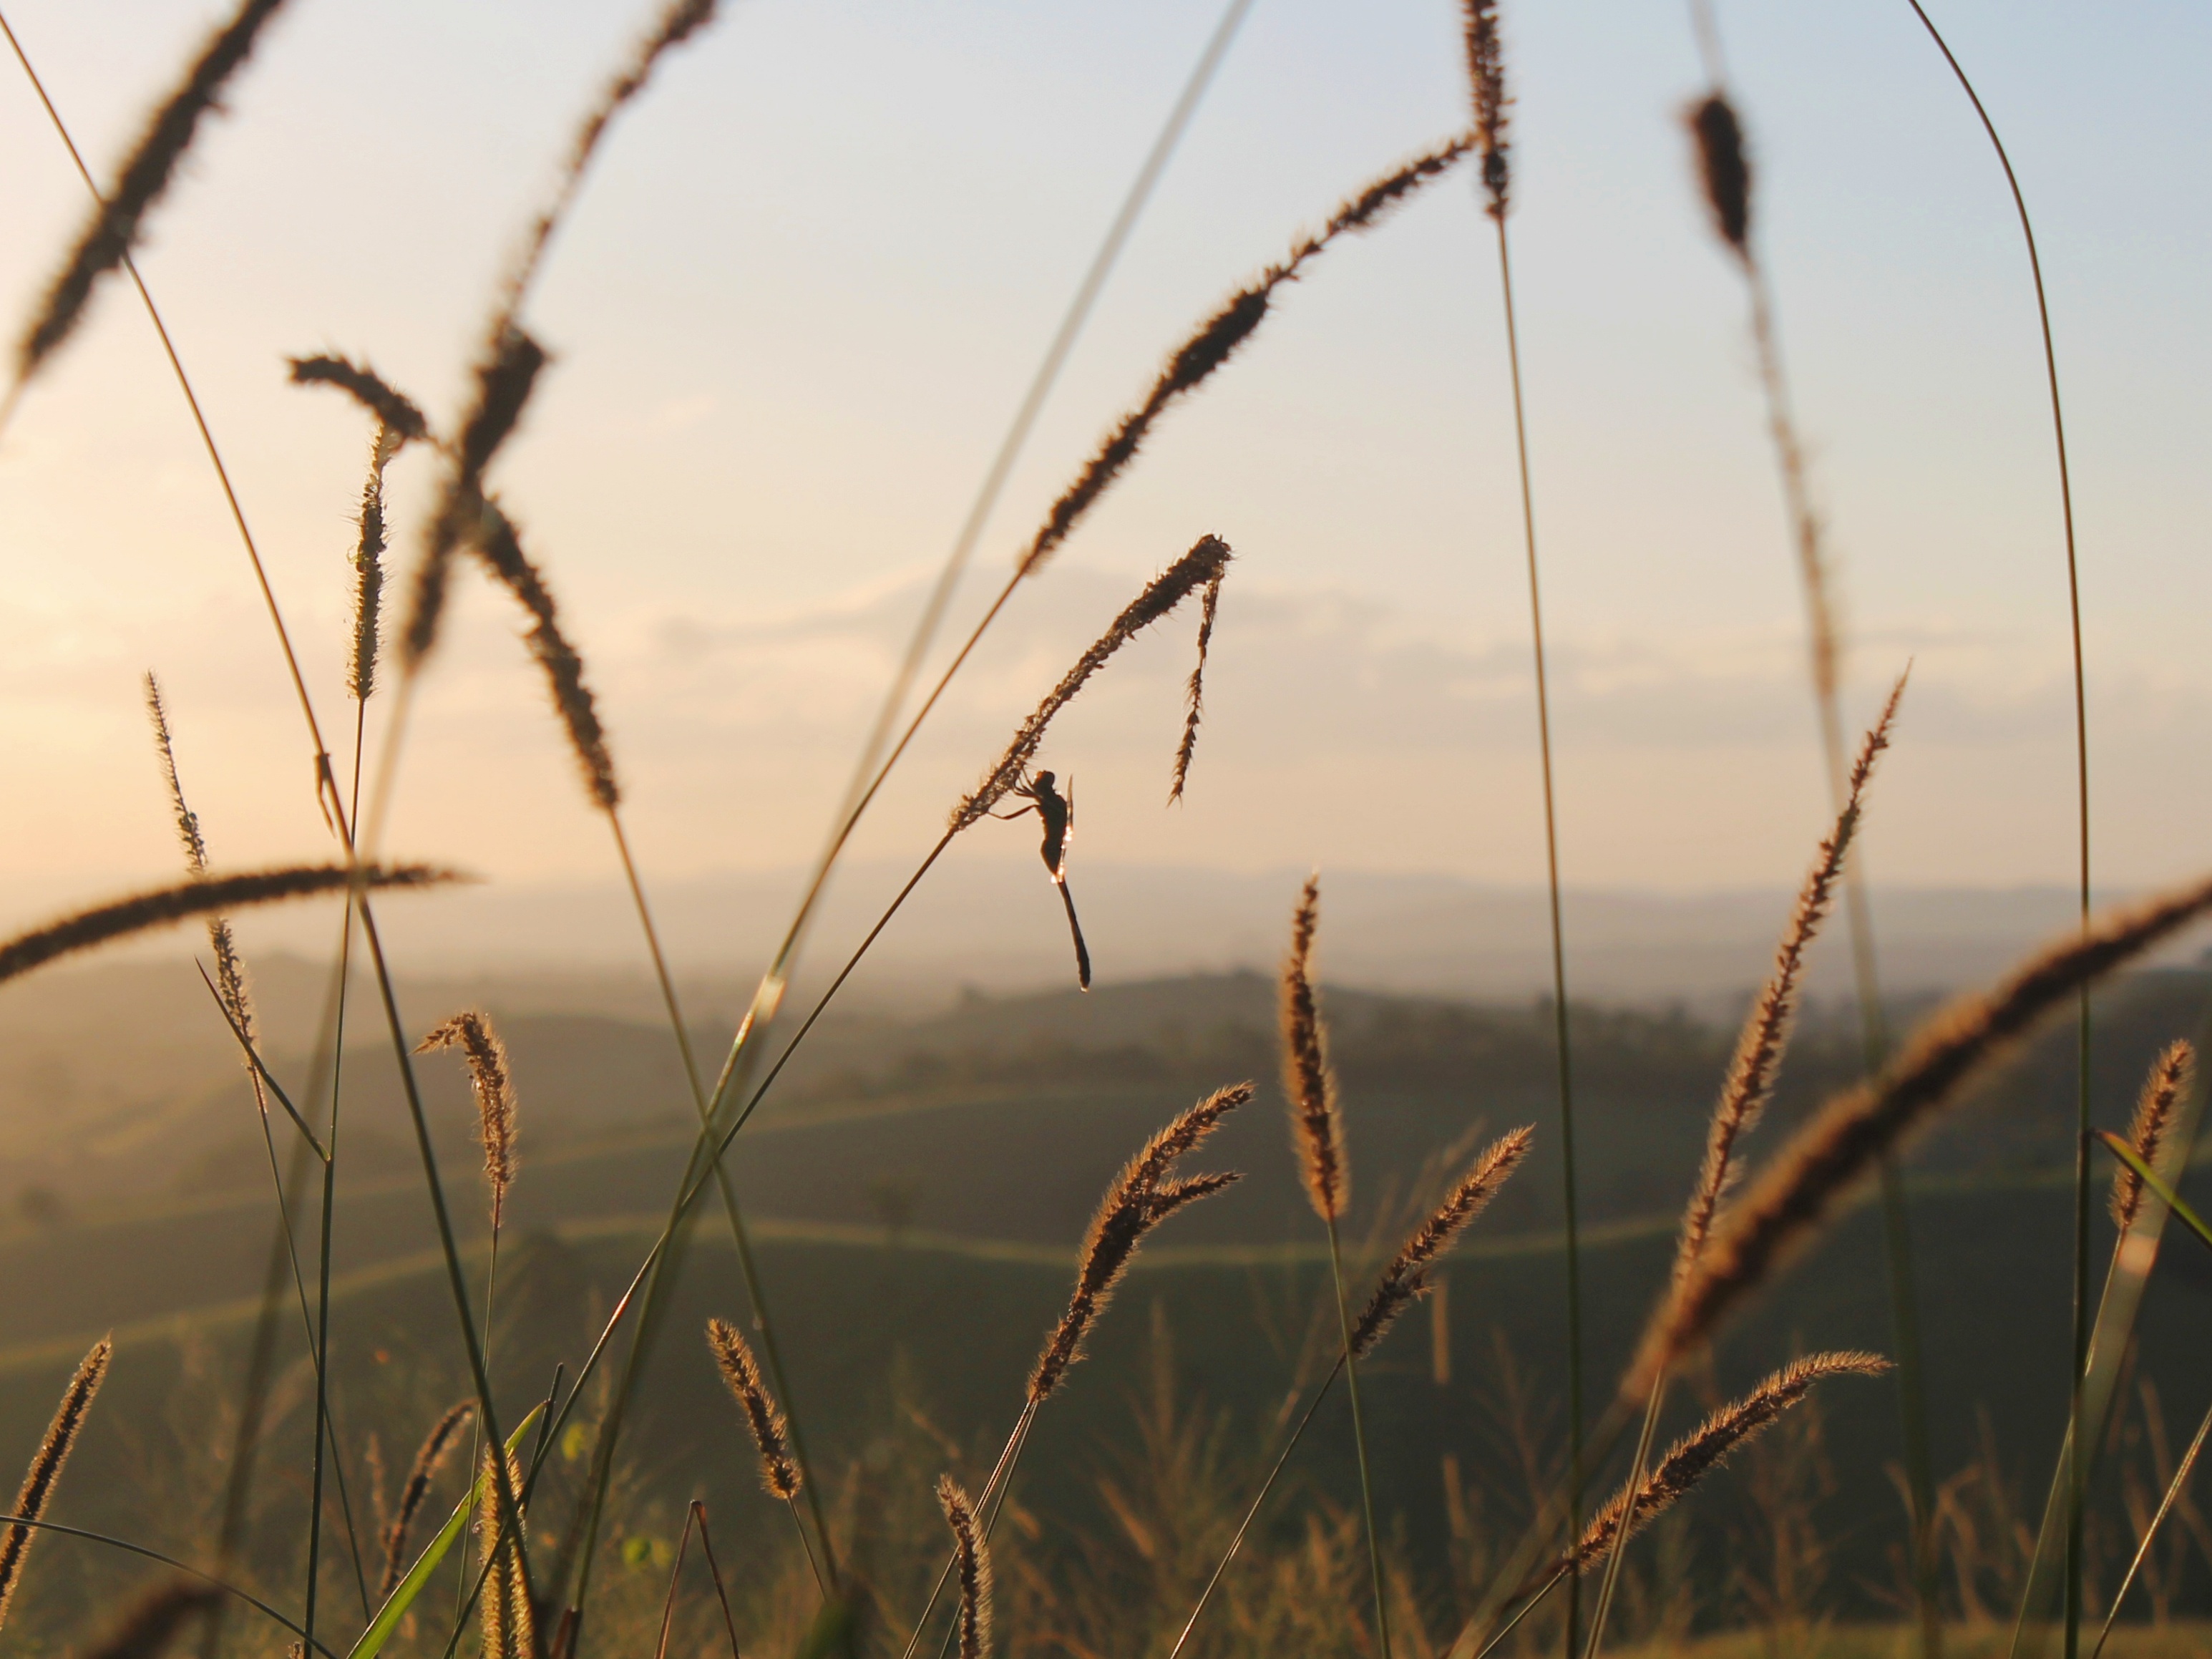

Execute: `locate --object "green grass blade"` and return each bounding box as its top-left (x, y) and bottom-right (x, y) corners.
top-left (346, 1403), bottom-right (543, 1659)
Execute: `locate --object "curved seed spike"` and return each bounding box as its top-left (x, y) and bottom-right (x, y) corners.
top-left (0, 865), bottom-right (462, 988)
top-left (0, 1338), bottom-right (112, 1631)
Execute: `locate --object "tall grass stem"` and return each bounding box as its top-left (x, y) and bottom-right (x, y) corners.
top-left (1489, 202), bottom-right (1584, 1659)
top-left (1327, 1220), bottom-right (1390, 1658)
top-left (1893, 13), bottom-right (2089, 1648)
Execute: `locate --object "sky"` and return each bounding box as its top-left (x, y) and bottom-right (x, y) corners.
top-left (0, 0), bottom-right (2208, 940)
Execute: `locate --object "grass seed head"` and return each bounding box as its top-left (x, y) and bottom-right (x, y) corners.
top-left (1630, 870), bottom-right (2212, 1397)
top-left (1353, 1128), bottom-right (1531, 1358)
top-left (379, 1401), bottom-right (473, 1597)
top-left (1565, 1352), bottom-right (1888, 1576)
top-left (937, 1474), bottom-right (993, 1659)
top-left (1688, 93), bottom-right (1752, 258)
top-left (1675, 673), bottom-right (1904, 1283)
top-left (706, 1318), bottom-right (800, 1500)
top-left (1462, 0), bottom-right (1511, 217)
top-left (2113, 1039), bottom-right (2195, 1235)
top-left (1029, 1083), bottom-right (1251, 1403)
top-left (1281, 875), bottom-right (1347, 1224)
top-left (416, 1011), bottom-right (517, 1226)
top-left (16, 0), bottom-right (293, 381)
top-left (0, 1337), bottom-right (112, 1632)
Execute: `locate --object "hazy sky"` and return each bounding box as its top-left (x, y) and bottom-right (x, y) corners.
top-left (1, 0), bottom-right (2207, 925)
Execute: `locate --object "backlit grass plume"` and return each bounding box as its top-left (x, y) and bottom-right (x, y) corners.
top-left (1282, 875), bottom-right (1346, 1223)
top-left (1018, 136), bottom-right (1473, 578)
top-left (1558, 1352), bottom-right (1888, 1578)
top-left (379, 1401), bottom-right (472, 1596)
top-left (956, 535), bottom-right (1232, 833)
top-left (1461, 0), bottom-right (1510, 217)
top-left (706, 1318), bottom-right (799, 1500)
top-left (417, 1011), bottom-right (517, 1227)
top-left (289, 355), bottom-right (436, 701)
top-left (504, 0), bottom-right (720, 318)
top-left (474, 502), bottom-right (620, 809)
top-left (288, 354), bottom-right (430, 445)
top-left (474, 1449), bottom-right (532, 1659)
top-left (2112, 1040), bottom-right (2193, 1235)
top-left (408, 0), bottom-right (719, 672)
top-left (14, 0), bottom-right (292, 382)
top-left (79, 1577), bottom-right (220, 1659)
top-left (1629, 871), bottom-right (2212, 1397)
top-left (1352, 1127), bottom-right (1532, 1357)
top-left (936, 1475), bottom-right (993, 1659)
top-left (1674, 673), bottom-right (1904, 1281)
top-left (404, 329), bottom-right (549, 668)
top-left (0, 1337), bottom-right (111, 1632)
top-left (1029, 1083), bottom-right (1250, 1403)
top-left (0, 863), bottom-right (459, 988)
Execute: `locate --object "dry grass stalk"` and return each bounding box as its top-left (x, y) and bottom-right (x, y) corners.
top-left (1352, 1128), bottom-right (1533, 1358)
top-left (472, 501), bottom-right (620, 809)
top-left (1461, 0), bottom-right (1510, 217)
top-left (0, 862), bottom-right (457, 988)
top-left (1559, 1352), bottom-right (1888, 1579)
top-left (1688, 93), bottom-right (1751, 260)
top-left (142, 673), bottom-right (257, 1041)
top-left (1629, 871), bottom-right (2212, 1397)
top-left (954, 536), bottom-right (1232, 834)
top-left (14, 0), bottom-right (291, 380)
top-left (0, 1337), bottom-right (111, 1631)
top-left (1018, 136), bottom-right (1473, 578)
top-left (81, 1578), bottom-right (221, 1659)
top-left (1029, 1083), bottom-right (1252, 1403)
top-left (379, 1401), bottom-right (473, 1596)
top-left (1675, 674), bottom-right (1905, 1282)
top-left (706, 1318), bottom-right (800, 1499)
top-left (416, 1010), bottom-right (518, 1226)
top-left (1281, 875), bottom-right (1347, 1223)
top-left (403, 328), bottom-right (549, 669)
top-left (475, 1448), bottom-right (532, 1659)
top-left (288, 354), bottom-right (430, 444)
top-left (937, 1475), bottom-right (993, 1659)
top-left (1169, 565), bottom-right (1226, 804)
top-left (2112, 1041), bottom-right (2194, 1235)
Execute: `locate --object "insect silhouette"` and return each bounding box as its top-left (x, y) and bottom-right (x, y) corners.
top-left (994, 769), bottom-right (1092, 991)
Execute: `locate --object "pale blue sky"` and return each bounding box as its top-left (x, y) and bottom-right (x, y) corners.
top-left (0, 0), bottom-right (2206, 914)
